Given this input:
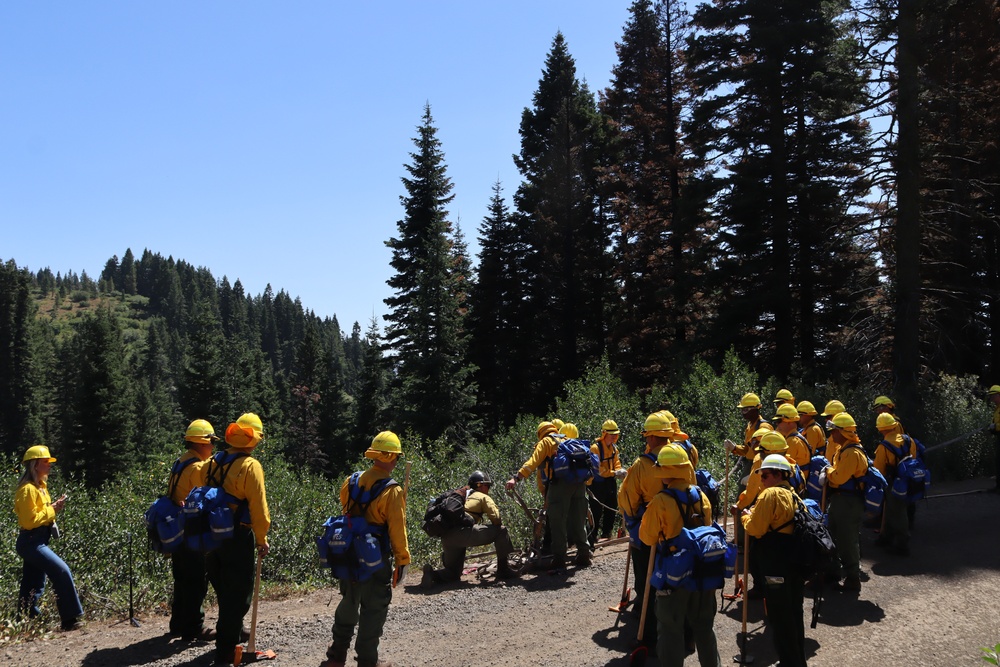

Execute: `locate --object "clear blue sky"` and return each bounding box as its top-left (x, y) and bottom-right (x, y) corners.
top-left (1, 2), bottom-right (632, 329)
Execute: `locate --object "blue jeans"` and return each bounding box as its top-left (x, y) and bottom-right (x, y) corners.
top-left (16, 526), bottom-right (84, 626)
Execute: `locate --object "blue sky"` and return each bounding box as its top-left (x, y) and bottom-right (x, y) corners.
top-left (1, 2), bottom-right (632, 329)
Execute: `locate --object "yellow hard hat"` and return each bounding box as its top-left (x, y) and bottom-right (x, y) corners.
top-left (370, 431), bottom-right (402, 454)
top-left (184, 419), bottom-right (218, 445)
top-left (988, 385), bottom-right (1000, 395)
top-left (875, 413), bottom-right (898, 430)
top-left (737, 393), bottom-right (762, 409)
top-left (831, 412), bottom-right (857, 429)
top-left (758, 454), bottom-right (792, 474)
top-left (537, 421), bottom-right (558, 440)
top-left (601, 419), bottom-right (620, 434)
top-left (22, 445), bottom-right (56, 464)
top-left (642, 411), bottom-right (673, 436)
top-left (558, 423), bottom-right (579, 438)
top-left (759, 432), bottom-right (789, 452)
top-left (237, 413), bottom-right (263, 435)
top-left (751, 427), bottom-right (772, 442)
top-left (873, 395), bottom-right (896, 408)
top-left (773, 389), bottom-right (795, 404)
top-left (796, 401), bottom-right (817, 416)
top-left (774, 404), bottom-right (800, 422)
top-left (656, 443), bottom-right (692, 468)
top-left (551, 419), bottom-right (565, 431)
top-left (820, 400), bottom-right (846, 417)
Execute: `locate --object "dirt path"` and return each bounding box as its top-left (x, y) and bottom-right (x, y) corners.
top-left (4, 479), bottom-right (999, 667)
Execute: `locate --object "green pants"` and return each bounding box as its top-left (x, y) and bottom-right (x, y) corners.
top-left (763, 574), bottom-right (806, 667)
top-left (884, 494), bottom-right (910, 549)
top-left (827, 492), bottom-right (863, 578)
top-left (546, 480), bottom-right (589, 563)
top-left (438, 524), bottom-right (513, 580)
top-left (654, 587), bottom-right (721, 667)
top-left (170, 545), bottom-right (208, 636)
top-left (205, 527), bottom-right (255, 656)
top-left (332, 564), bottom-right (393, 664)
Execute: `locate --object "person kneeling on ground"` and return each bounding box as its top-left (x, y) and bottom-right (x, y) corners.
top-left (422, 471), bottom-right (517, 587)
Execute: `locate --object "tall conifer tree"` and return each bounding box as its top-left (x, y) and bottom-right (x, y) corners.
top-left (383, 104), bottom-right (477, 444)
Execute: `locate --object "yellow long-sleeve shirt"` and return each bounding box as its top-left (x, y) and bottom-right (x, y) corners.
top-left (785, 432), bottom-right (811, 468)
top-left (169, 450), bottom-right (211, 505)
top-left (874, 433), bottom-right (916, 479)
top-left (618, 453), bottom-right (662, 519)
top-left (741, 483), bottom-right (796, 538)
top-left (340, 467), bottom-right (410, 567)
top-left (465, 490), bottom-right (501, 525)
top-left (737, 453), bottom-right (799, 510)
top-left (733, 419), bottom-right (773, 459)
top-left (214, 448), bottom-right (271, 547)
top-left (638, 480), bottom-right (711, 547)
top-left (828, 443), bottom-right (868, 488)
top-left (13, 480), bottom-right (55, 530)
top-left (517, 435), bottom-right (560, 485)
top-left (591, 439), bottom-right (622, 478)
top-left (800, 421), bottom-right (826, 457)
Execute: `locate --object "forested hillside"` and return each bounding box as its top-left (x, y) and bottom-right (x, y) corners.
top-left (1, 0), bottom-right (998, 485)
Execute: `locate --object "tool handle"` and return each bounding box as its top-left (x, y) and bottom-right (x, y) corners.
top-left (636, 545), bottom-right (656, 641)
top-left (248, 552), bottom-right (263, 653)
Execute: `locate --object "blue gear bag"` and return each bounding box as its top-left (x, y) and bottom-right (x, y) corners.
top-left (317, 471), bottom-right (398, 582)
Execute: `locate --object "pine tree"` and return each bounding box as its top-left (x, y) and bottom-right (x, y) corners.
top-left (687, 0), bottom-right (875, 379)
top-left (383, 104), bottom-right (477, 444)
top-left (468, 180), bottom-right (529, 429)
top-left (62, 305), bottom-right (137, 486)
top-left (0, 260), bottom-right (44, 455)
top-left (602, 0), bottom-right (711, 389)
top-left (511, 32), bottom-right (612, 411)
top-left (354, 318), bottom-right (389, 451)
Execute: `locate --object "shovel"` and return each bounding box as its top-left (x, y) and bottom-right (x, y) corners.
top-left (732, 529), bottom-right (754, 664)
top-left (233, 553), bottom-right (277, 665)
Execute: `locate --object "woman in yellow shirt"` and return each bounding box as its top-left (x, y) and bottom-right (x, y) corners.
top-left (13, 445), bottom-right (83, 631)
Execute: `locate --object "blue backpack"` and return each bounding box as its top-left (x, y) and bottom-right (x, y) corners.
top-left (884, 435), bottom-right (931, 502)
top-left (650, 487), bottom-right (736, 592)
top-left (837, 445), bottom-right (886, 517)
top-left (182, 452), bottom-right (249, 552)
top-left (552, 438), bottom-right (599, 484)
top-left (317, 472), bottom-right (398, 582)
top-left (144, 457), bottom-right (198, 553)
top-left (804, 455), bottom-right (830, 501)
top-left (695, 468), bottom-right (721, 519)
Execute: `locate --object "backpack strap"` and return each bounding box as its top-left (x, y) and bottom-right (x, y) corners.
top-left (346, 472), bottom-right (399, 523)
top-left (166, 456), bottom-right (199, 499)
top-left (791, 432), bottom-right (812, 457)
top-left (641, 452), bottom-right (657, 464)
top-left (660, 486), bottom-right (704, 530)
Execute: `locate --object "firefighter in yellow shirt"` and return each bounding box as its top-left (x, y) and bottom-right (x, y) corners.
top-left (773, 404), bottom-right (810, 467)
top-left (824, 412), bottom-right (867, 592)
top-left (506, 421), bottom-right (590, 568)
top-left (618, 412), bottom-right (674, 647)
top-left (740, 455), bottom-right (806, 667)
top-left (169, 419), bottom-right (219, 641)
top-left (205, 413), bottom-right (271, 664)
top-left (797, 401), bottom-right (826, 458)
top-left (589, 419), bottom-right (626, 544)
top-left (322, 432), bottom-right (409, 667)
top-left (873, 413), bottom-right (914, 555)
top-left (639, 444), bottom-right (720, 667)
top-left (820, 399), bottom-right (847, 462)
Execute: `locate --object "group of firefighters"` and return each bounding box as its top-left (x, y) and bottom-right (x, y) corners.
top-left (12, 385), bottom-right (1000, 667)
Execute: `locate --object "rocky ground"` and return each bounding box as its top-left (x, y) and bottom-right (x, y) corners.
top-left (4, 478), bottom-right (999, 667)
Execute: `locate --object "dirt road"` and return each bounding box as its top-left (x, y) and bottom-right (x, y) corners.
top-left (4, 479), bottom-right (999, 667)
